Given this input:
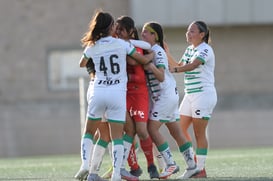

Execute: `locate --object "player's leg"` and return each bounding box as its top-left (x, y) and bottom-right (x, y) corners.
top-left (166, 121), bottom-right (198, 179)
top-left (127, 141), bottom-right (143, 177)
top-left (191, 117), bottom-right (208, 178)
top-left (191, 89), bottom-right (217, 178)
top-left (106, 90), bottom-right (127, 181)
top-left (179, 95), bottom-right (193, 142)
top-left (125, 115), bottom-right (142, 177)
top-left (89, 122), bottom-right (111, 175)
top-left (152, 143), bottom-right (166, 174)
top-left (120, 112), bottom-right (139, 181)
top-left (131, 93), bottom-right (158, 178)
top-left (108, 121), bottom-right (125, 181)
top-left (136, 121), bottom-right (159, 178)
top-left (75, 119), bottom-right (100, 180)
top-left (148, 119), bottom-right (178, 179)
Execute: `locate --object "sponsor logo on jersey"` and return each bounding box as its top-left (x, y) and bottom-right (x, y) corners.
top-left (98, 79), bottom-right (120, 85)
top-left (129, 107), bottom-right (145, 119)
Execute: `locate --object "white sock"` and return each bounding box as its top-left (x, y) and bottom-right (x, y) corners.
top-left (112, 139), bottom-right (124, 178)
top-left (196, 155), bottom-right (206, 170)
top-left (89, 140), bottom-right (108, 173)
top-left (182, 147), bottom-right (196, 168)
top-left (160, 147), bottom-right (175, 166)
top-left (121, 140), bottom-right (132, 169)
top-left (81, 136), bottom-right (93, 169)
top-left (153, 144), bottom-right (166, 171)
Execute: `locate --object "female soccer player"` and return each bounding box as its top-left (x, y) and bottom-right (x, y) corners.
top-left (141, 21), bottom-right (199, 179)
top-left (115, 16), bottom-right (159, 179)
top-left (168, 21), bottom-right (217, 178)
top-left (76, 10), bottom-right (154, 181)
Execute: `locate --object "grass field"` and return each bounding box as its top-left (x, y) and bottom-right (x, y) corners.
top-left (0, 147), bottom-right (273, 181)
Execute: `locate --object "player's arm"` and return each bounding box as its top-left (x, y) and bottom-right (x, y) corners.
top-left (79, 54), bottom-right (88, 67)
top-left (130, 39), bottom-right (151, 50)
top-left (144, 63), bottom-right (165, 82)
top-left (127, 46), bottom-right (146, 66)
top-left (126, 56), bottom-right (138, 66)
top-left (171, 59), bottom-right (202, 73)
top-left (86, 58), bottom-right (95, 76)
top-left (130, 50), bottom-right (154, 65)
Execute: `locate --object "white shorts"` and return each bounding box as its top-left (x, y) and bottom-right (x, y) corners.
top-left (149, 87), bottom-right (180, 122)
top-left (179, 87), bottom-right (217, 120)
top-left (86, 81), bottom-right (126, 123)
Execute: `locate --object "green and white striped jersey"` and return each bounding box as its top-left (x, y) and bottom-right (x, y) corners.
top-left (180, 42), bottom-right (215, 94)
top-left (146, 44), bottom-right (177, 100)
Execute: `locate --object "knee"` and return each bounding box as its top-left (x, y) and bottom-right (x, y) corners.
top-left (136, 129), bottom-right (149, 140)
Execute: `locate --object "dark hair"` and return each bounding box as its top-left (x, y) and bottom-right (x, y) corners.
top-left (116, 16), bottom-right (138, 39)
top-left (143, 22), bottom-right (164, 49)
top-left (132, 27), bottom-right (139, 40)
top-left (81, 10), bottom-right (114, 47)
top-left (194, 21), bottom-right (210, 43)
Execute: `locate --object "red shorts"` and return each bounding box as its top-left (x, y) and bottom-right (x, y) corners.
top-left (126, 89), bottom-right (149, 123)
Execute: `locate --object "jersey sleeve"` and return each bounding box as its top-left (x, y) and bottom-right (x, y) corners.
top-left (130, 39), bottom-right (151, 50)
top-left (120, 39), bottom-right (136, 56)
top-left (196, 48), bottom-right (209, 64)
top-left (155, 50), bottom-right (166, 69)
top-left (83, 46), bottom-right (91, 59)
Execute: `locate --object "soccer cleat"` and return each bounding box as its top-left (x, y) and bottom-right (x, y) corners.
top-left (101, 166), bottom-right (113, 179)
top-left (191, 168), bottom-right (207, 178)
top-left (177, 165), bottom-right (200, 179)
top-left (87, 173), bottom-right (108, 181)
top-left (74, 168), bottom-right (89, 180)
top-left (120, 168), bottom-right (139, 181)
top-left (159, 163), bottom-right (179, 179)
top-left (130, 167), bottom-right (143, 177)
top-left (147, 164), bottom-right (159, 179)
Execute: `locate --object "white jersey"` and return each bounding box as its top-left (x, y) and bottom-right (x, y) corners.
top-left (83, 36), bottom-right (136, 91)
top-left (146, 44), bottom-right (177, 101)
top-left (180, 42), bottom-right (215, 94)
top-left (146, 44), bottom-right (179, 122)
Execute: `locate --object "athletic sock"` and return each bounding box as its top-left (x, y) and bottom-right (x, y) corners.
top-left (81, 133), bottom-right (94, 169)
top-left (140, 136), bottom-right (154, 167)
top-left (157, 142), bottom-right (175, 166)
top-left (90, 139), bottom-right (109, 173)
top-left (196, 148), bottom-right (207, 170)
top-left (127, 144), bottom-right (140, 170)
top-left (179, 142), bottom-right (196, 168)
top-left (153, 144), bottom-right (166, 171)
top-left (112, 139), bottom-right (124, 177)
top-left (121, 134), bottom-right (133, 168)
